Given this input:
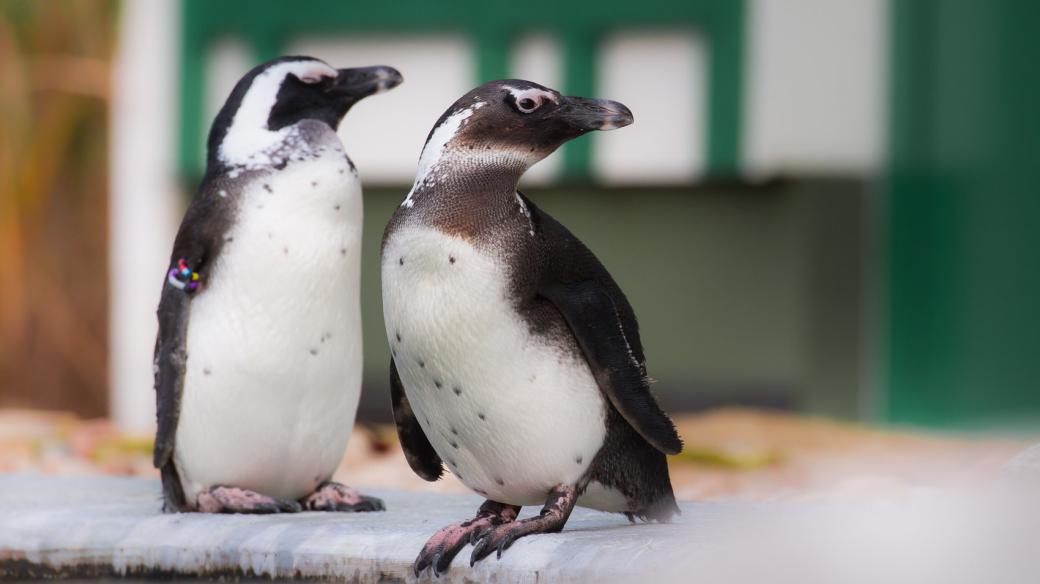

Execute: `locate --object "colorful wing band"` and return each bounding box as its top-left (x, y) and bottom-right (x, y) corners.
top-left (167, 258), bottom-right (200, 291)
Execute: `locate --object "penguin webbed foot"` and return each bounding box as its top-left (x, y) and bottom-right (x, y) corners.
top-left (469, 484), bottom-right (577, 566)
top-left (301, 481), bottom-right (384, 512)
top-left (414, 500), bottom-right (520, 576)
top-left (195, 486), bottom-right (302, 514)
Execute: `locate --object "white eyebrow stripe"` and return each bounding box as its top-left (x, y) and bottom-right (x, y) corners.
top-left (219, 60), bottom-right (337, 167)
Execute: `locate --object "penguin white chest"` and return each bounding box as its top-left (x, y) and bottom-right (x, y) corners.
top-left (381, 226), bottom-right (607, 506)
top-left (175, 150), bottom-right (363, 501)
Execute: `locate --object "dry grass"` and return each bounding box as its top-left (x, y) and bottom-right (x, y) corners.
top-left (0, 0), bottom-right (117, 416)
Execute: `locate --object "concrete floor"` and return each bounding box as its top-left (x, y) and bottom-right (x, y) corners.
top-left (0, 474), bottom-right (709, 582)
top-left (2, 472), bottom-right (1038, 583)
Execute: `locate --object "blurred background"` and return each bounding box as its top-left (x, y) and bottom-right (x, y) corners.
top-left (1, 0), bottom-right (1037, 493)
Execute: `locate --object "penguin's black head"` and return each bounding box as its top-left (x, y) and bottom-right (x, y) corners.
top-left (209, 56), bottom-right (402, 168)
top-left (417, 79), bottom-right (632, 173)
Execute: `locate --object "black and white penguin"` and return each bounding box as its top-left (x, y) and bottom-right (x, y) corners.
top-left (381, 80), bottom-right (683, 574)
top-left (153, 56), bottom-right (402, 513)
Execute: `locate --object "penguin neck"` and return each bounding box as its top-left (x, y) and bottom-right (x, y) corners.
top-left (403, 148), bottom-right (530, 236)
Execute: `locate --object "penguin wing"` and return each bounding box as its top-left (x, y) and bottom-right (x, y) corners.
top-left (153, 188), bottom-right (234, 472)
top-left (154, 283), bottom-right (191, 511)
top-left (525, 193), bottom-right (683, 455)
top-left (153, 285), bottom-right (190, 470)
top-left (390, 358), bottom-right (444, 481)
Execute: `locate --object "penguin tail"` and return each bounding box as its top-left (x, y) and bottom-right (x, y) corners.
top-left (631, 487), bottom-right (681, 523)
top-left (589, 408), bottom-right (683, 523)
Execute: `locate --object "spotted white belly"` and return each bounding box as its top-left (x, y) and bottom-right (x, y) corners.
top-left (175, 149), bottom-right (362, 502)
top-left (382, 226), bottom-right (607, 506)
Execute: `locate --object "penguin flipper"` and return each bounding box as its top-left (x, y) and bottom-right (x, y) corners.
top-left (540, 279), bottom-right (683, 456)
top-left (390, 358), bottom-right (444, 481)
top-left (153, 281), bottom-right (191, 511)
top-left (153, 185), bottom-right (235, 511)
top-left (522, 192), bottom-right (681, 455)
top-left (153, 284), bottom-right (189, 468)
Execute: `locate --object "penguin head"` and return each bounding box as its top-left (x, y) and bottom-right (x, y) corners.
top-left (417, 79), bottom-right (633, 174)
top-left (209, 56), bottom-right (402, 168)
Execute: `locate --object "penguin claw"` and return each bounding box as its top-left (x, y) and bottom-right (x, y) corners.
top-left (413, 531), bottom-right (462, 576)
top-left (412, 552), bottom-right (429, 577)
top-left (413, 546), bottom-right (454, 578)
top-left (432, 551), bottom-right (452, 576)
top-left (470, 523), bottom-right (532, 565)
top-left (412, 554), bottom-right (429, 577)
top-left (301, 481), bottom-right (384, 513)
top-left (468, 529), bottom-right (512, 565)
top-left (468, 538), bottom-right (490, 566)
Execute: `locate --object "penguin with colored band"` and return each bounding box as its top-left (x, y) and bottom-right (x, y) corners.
top-left (154, 56), bottom-right (401, 513)
top-left (381, 80), bottom-right (682, 574)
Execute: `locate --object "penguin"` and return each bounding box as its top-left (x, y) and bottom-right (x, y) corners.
top-left (153, 56), bottom-right (402, 513)
top-left (380, 80), bottom-right (683, 574)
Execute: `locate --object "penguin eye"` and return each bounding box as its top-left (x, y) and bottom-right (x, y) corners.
top-left (298, 74), bottom-right (324, 85)
top-left (516, 97), bottom-right (540, 114)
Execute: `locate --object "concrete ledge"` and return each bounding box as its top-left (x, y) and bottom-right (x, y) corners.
top-left (0, 475), bottom-right (704, 582)
top-left (6, 472), bottom-right (1039, 583)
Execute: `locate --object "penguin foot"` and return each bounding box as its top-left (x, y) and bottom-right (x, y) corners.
top-left (470, 484), bottom-right (577, 566)
top-left (301, 481), bottom-right (385, 512)
top-left (195, 486), bottom-right (302, 514)
top-left (414, 499), bottom-right (521, 576)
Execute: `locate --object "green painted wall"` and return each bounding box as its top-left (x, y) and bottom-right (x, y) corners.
top-left (886, 0), bottom-right (1040, 426)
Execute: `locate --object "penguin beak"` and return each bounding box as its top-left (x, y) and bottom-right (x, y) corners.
top-left (556, 96), bottom-right (634, 131)
top-left (331, 65), bottom-right (403, 101)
